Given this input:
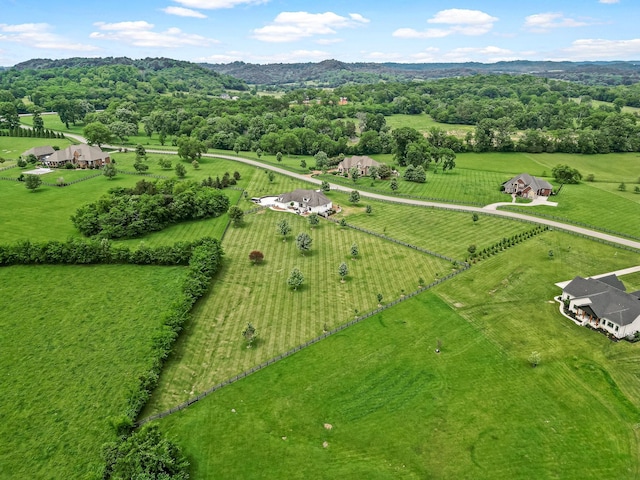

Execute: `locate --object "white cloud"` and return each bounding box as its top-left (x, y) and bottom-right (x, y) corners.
top-left (173, 0), bottom-right (267, 9)
top-left (599, 0), bottom-right (619, 3)
top-left (524, 12), bottom-right (589, 32)
top-left (90, 21), bottom-right (218, 47)
top-left (564, 38), bottom-right (640, 60)
top-left (315, 38), bottom-right (344, 45)
top-left (0, 23), bottom-right (98, 51)
top-left (393, 9), bottom-right (497, 39)
top-left (252, 11), bottom-right (369, 43)
top-left (162, 6), bottom-right (207, 18)
top-left (198, 49), bottom-right (330, 64)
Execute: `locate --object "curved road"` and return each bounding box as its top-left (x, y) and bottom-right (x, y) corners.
top-left (35, 128), bottom-right (640, 251)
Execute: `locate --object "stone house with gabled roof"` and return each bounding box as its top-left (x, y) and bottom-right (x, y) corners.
top-left (42, 144), bottom-right (111, 169)
top-left (561, 274), bottom-right (640, 339)
top-left (21, 145), bottom-right (55, 161)
top-left (502, 173), bottom-right (553, 199)
top-left (274, 189), bottom-right (332, 215)
top-left (337, 155), bottom-right (382, 177)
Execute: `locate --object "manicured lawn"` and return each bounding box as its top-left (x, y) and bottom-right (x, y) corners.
top-left (620, 271), bottom-right (640, 292)
top-left (344, 201), bottom-right (535, 259)
top-left (144, 207), bottom-right (453, 415)
top-left (0, 264), bottom-right (188, 479)
top-left (0, 136), bottom-right (74, 161)
top-left (157, 231), bottom-right (640, 479)
top-left (504, 181), bottom-right (640, 238)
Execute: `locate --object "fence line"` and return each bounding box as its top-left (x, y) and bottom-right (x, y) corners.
top-left (135, 262), bottom-right (469, 428)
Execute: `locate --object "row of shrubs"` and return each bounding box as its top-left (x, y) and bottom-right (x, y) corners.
top-left (0, 237), bottom-right (218, 266)
top-left (0, 127), bottom-right (65, 139)
top-left (466, 225), bottom-right (550, 263)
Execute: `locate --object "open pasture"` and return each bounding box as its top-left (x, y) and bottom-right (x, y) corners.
top-left (0, 136), bottom-right (73, 161)
top-left (157, 231), bottom-right (640, 479)
top-left (0, 263), bottom-right (188, 479)
top-left (386, 113), bottom-right (476, 136)
top-left (144, 208), bottom-right (453, 414)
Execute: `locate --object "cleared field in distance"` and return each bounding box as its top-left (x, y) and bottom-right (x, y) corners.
top-left (144, 206), bottom-right (453, 414)
top-left (158, 232), bottom-right (640, 479)
top-left (0, 136), bottom-right (74, 160)
top-left (386, 113), bottom-right (476, 136)
top-left (0, 264), bottom-right (188, 479)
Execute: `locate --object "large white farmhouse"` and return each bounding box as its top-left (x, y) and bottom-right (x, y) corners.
top-left (273, 189), bottom-right (332, 215)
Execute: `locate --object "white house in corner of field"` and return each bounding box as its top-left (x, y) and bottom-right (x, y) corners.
top-left (561, 274), bottom-right (640, 339)
top-left (273, 189), bottom-right (332, 214)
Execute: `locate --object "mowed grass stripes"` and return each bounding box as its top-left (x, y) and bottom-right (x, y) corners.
top-left (144, 209), bottom-right (453, 414)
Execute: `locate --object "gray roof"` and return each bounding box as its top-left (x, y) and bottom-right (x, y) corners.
top-left (277, 189), bottom-right (331, 207)
top-left (502, 173), bottom-right (553, 192)
top-left (338, 155), bottom-right (381, 171)
top-left (596, 274), bottom-right (626, 291)
top-left (47, 144), bottom-right (108, 163)
top-left (22, 145), bottom-right (55, 158)
top-left (564, 275), bottom-right (640, 326)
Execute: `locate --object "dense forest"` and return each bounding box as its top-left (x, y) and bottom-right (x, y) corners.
top-left (202, 59), bottom-right (640, 88)
top-left (1, 57), bottom-right (640, 160)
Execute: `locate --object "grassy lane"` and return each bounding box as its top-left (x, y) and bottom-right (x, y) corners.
top-left (144, 208), bottom-right (453, 414)
top-left (156, 231), bottom-right (640, 479)
top-left (0, 264), bottom-right (187, 479)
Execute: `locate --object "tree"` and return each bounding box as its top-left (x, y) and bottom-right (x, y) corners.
top-left (349, 190), bottom-right (360, 204)
top-left (300, 158), bottom-right (307, 169)
top-left (133, 159), bottom-right (149, 173)
top-left (368, 165), bottom-right (379, 180)
top-left (135, 144), bottom-right (147, 161)
top-left (349, 166), bottom-right (360, 183)
top-left (103, 163), bottom-right (117, 180)
top-left (350, 243), bottom-right (359, 259)
top-left (378, 164), bottom-right (392, 179)
top-left (17, 158), bottom-right (27, 168)
top-left (338, 262), bottom-right (348, 282)
top-left (24, 174), bottom-right (42, 191)
top-left (552, 164), bottom-right (582, 184)
top-left (287, 267), bottom-right (304, 290)
top-left (158, 158), bottom-right (172, 169)
top-left (377, 293), bottom-right (383, 305)
top-left (619, 182), bottom-right (627, 192)
top-left (468, 244), bottom-right (477, 256)
top-left (321, 180), bottom-right (330, 192)
top-left (175, 162), bottom-right (186, 178)
top-left (242, 323), bottom-right (258, 347)
top-left (528, 351), bottom-right (541, 367)
top-left (548, 249), bottom-right (554, 259)
top-left (268, 171), bottom-right (275, 183)
top-left (109, 120), bottom-right (138, 143)
top-left (192, 160), bottom-right (200, 170)
top-left (296, 232), bottom-right (312, 255)
top-left (276, 151), bottom-right (283, 163)
top-left (249, 250), bottom-right (264, 265)
top-left (308, 212), bottom-right (319, 229)
top-left (314, 151), bottom-right (328, 170)
top-left (366, 205), bottom-right (372, 215)
top-left (177, 136), bottom-right (205, 162)
top-left (390, 177), bottom-right (398, 192)
top-left (228, 205), bottom-right (244, 227)
top-left (83, 122), bottom-right (113, 148)
top-left (277, 218), bottom-right (291, 241)
top-left (635, 186), bottom-right (640, 194)
top-left (256, 148), bottom-right (263, 159)
top-left (472, 213), bottom-right (479, 223)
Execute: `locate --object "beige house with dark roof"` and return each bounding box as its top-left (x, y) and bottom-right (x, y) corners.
top-left (42, 144), bottom-right (111, 169)
top-left (502, 173), bottom-right (553, 199)
top-left (337, 155), bottom-right (382, 177)
top-left (21, 145), bottom-right (56, 161)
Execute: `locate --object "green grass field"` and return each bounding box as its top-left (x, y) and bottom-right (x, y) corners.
top-left (0, 264), bottom-right (188, 479)
top-left (386, 113), bottom-right (476, 136)
top-left (157, 231), bottom-right (640, 479)
top-left (144, 207), bottom-right (454, 415)
top-left (0, 136), bottom-right (74, 162)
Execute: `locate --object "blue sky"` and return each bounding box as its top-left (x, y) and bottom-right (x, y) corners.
top-left (0, 0), bottom-right (638, 66)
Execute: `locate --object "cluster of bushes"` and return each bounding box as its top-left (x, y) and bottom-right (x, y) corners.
top-left (201, 170), bottom-right (240, 189)
top-left (0, 237), bottom-right (215, 266)
top-left (71, 179), bottom-right (230, 239)
top-left (466, 225), bottom-right (549, 263)
top-left (0, 128), bottom-right (65, 139)
top-left (403, 164), bottom-right (426, 183)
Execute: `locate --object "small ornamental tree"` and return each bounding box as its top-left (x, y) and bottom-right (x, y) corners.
top-left (339, 218), bottom-right (347, 228)
top-left (24, 174), bottom-right (42, 191)
top-left (103, 163), bottom-right (117, 180)
top-left (157, 158), bottom-right (172, 169)
top-left (308, 212), bottom-right (319, 229)
top-left (17, 158), bottom-right (27, 168)
top-left (287, 267), bottom-right (304, 290)
top-left (321, 180), bottom-right (330, 192)
top-left (365, 205), bottom-right (372, 214)
top-left (349, 167), bottom-right (360, 183)
top-left (256, 148), bottom-right (262, 159)
top-left (338, 262), bottom-right (348, 282)
top-left (529, 351), bottom-right (541, 367)
top-left (26, 153), bottom-right (38, 164)
top-left (277, 218), bottom-right (291, 241)
top-left (133, 159), bottom-right (149, 173)
top-left (228, 205), bottom-right (244, 227)
top-left (276, 151), bottom-right (283, 163)
top-left (472, 213), bottom-right (479, 223)
top-left (350, 243), bottom-right (359, 259)
top-left (192, 160), bottom-right (200, 170)
top-left (349, 190), bottom-right (360, 204)
top-left (135, 144), bottom-right (147, 161)
top-left (268, 171), bottom-right (275, 183)
top-left (296, 232), bottom-right (312, 255)
top-left (468, 244), bottom-right (477, 256)
top-left (249, 250), bottom-right (264, 265)
top-left (377, 293), bottom-right (383, 305)
top-left (175, 162), bottom-right (186, 178)
top-left (242, 323), bottom-right (258, 347)
top-left (300, 158), bottom-right (307, 169)
top-left (619, 182), bottom-right (626, 192)
top-left (390, 177), bottom-right (398, 192)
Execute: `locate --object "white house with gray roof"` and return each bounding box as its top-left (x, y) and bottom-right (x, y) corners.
top-left (502, 173), bottom-right (553, 199)
top-left (273, 189), bottom-right (332, 214)
top-left (561, 274), bottom-right (640, 339)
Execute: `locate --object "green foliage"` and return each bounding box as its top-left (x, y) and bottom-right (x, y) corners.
top-left (349, 190), bottom-right (360, 204)
top-left (249, 250), bottom-right (264, 264)
top-left (242, 323), bottom-right (258, 347)
top-left (619, 182), bottom-right (626, 191)
top-left (350, 243), bottom-right (359, 259)
top-left (528, 351), bottom-right (541, 367)
top-left (228, 205), bottom-right (244, 227)
top-left (24, 174), bottom-right (42, 191)
top-left (338, 261), bottom-right (348, 280)
top-left (158, 157), bottom-right (172, 169)
top-left (287, 267), bottom-right (304, 290)
top-left (133, 158), bottom-right (149, 173)
top-left (175, 162), bottom-right (186, 178)
top-left (277, 218), bottom-right (291, 240)
top-left (103, 163), bottom-right (117, 180)
top-left (308, 212), bottom-right (319, 228)
top-left (390, 177), bottom-right (398, 191)
top-left (296, 232), bottom-right (312, 255)
top-left (365, 204), bottom-right (372, 214)
top-left (321, 180), bottom-right (330, 192)
top-left (552, 164), bottom-right (582, 184)
top-left (101, 425), bottom-right (189, 480)
top-left (403, 164), bottom-right (426, 183)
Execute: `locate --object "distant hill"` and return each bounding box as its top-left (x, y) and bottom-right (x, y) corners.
top-left (201, 59), bottom-right (640, 87)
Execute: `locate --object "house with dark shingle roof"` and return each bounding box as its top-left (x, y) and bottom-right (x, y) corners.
top-left (502, 173), bottom-right (553, 199)
top-left (561, 274), bottom-right (640, 339)
top-left (21, 145), bottom-right (55, 161)
top-left (337, 155), bottom-right (382, 177)
top-left (274, 189), bottom-right (332, 215)
top-left (42, 144), bottom-right (111, 169)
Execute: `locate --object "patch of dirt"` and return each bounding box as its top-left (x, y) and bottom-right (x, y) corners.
top-left (324, 423), bottom-right (333, 430)
top-left (323, 441), bottom-right (329, 448)
top-left (454, 302), bottom-right (464, 308)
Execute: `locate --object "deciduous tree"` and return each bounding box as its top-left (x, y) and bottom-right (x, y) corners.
top-left (287, 267), bottom-right (304, 290)
top-left (338, 262), bottom-right (348, 282)
top-left (24, 174), bottom-right (42, 191)
top-left (296, 232), bottom-right (312, 255)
